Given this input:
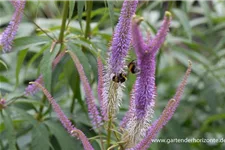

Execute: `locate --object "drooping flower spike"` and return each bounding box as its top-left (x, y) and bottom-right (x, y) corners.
top-left (29, 82), bottom-right (94, 150)
top-left (67, 50), bottom-right (102, 128)
top-left (130, 61), bottom-right (192, 150)
top-left (97, 55), bottom-right (104, 117)
top-left (123, 11), bottom-right (172, 147)
top-left (25, 49), bottom-right (66, 96)
top-left (0, 0), bottom-right (26, 53)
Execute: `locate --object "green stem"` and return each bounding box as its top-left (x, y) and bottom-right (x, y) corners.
top-left (107, 114), bottom-right (113, 148)
top-left (70, 94), bottom-right (76, 114)
top-left (168, 1), bottom-right (174, 11)
top-left (85, 1), bottom-right (93, 39)
top-left (37, 95), bottom-right (46, 121)
top-left (58, 1), bottom-right (69, 43)
top-left (156, 48), bottom-right (162, 85)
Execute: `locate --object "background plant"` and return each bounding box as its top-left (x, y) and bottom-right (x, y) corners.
top-left (0, 1), bottom-right (225, 150)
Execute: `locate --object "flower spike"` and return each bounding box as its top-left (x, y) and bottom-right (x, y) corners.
top-left (97, 56), bottom-right (105, 117)
top-left (0, 0), bottom-right (26, 53)
top-left (109, 0), bottom-right (138, 74)
top-left (29, 82), bottom-right (94, 150)
top-left (130, 61), bottom-right (192, 150)
top-left (67, 50), bottom-right (102, 128)
top-left (148, 11), bottom-right (172, 55)
top-left (123, 11), bottom-right (172, 148)
top-left (102, 0), bottom-right (138, 121)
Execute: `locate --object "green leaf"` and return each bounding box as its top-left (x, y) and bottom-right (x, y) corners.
top-left (172, 9), bottom-right (192, 41)
top-left (2, 108), bottom-right (17, 150)
top-left (10, 36), bottom-right (51, 52)
top-left (199, 1), bottom-right (213, 27)
top-left (40, 44), bottom-right (60, 92)
top-left (0, 60), bottom-right (8, 70)
top-left (67, 42), bottom-right (92, 82)
top-left (107, 1), bottom-right (115, 30)
top-left (200, 113), bottom-right (225, 132)
top-left (0, 75), bottom-right (9, 83)
top-left (69, 38), bottom-right (99, 57)
top-left (31, 123), bottom-right (52, 150)
top-left (69, 1), bottom-right (76, 20)
top-left (16, 49), bottom-right (28, 86)
top-left (77, 1), bottom-right (85, 31)
top-left (26, 44), bottom-right (50, 75)
top-left (63, 60), bottom-right (87, 114)
top-left (45, 120), bottom-right (83, 150)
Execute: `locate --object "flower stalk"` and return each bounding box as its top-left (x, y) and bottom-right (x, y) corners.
top-left (29, 82), bottom-right (94, 150)
top-left (67, 50), bottom-right (102, 128)
top-left (85, 0), bottom-right (93, 39)
top-left (58, 1), bottom-right (69, 44)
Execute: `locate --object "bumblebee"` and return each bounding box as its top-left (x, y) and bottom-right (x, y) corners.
top-left (112, 73), bottom-right (127, 83)
top-left (128, 60), bottom-right (140, 74)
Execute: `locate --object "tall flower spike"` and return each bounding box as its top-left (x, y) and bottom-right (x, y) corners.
top-left (123, 11), bottom-right (172, 148)
top-left (148, 11), bottom-right (172, 55)
top-left (109, 0), bottom-right (138, 74)
top-left (130, 61), bottom-right (192, 150)
top-left (29, 82), bottom-right (94, 150)
top-left (102, 0), bottom-right (138, 121)
top-left (67, 50), bottom-right (102, 128)
top-left (97, 56), bottom-right (104, 117)
top-left (0, 0), bottom-right (26, 53)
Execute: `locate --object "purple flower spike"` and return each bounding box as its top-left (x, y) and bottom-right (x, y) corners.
top-left (0, 0), bottom-right (26, 53)
top-left (134, 11), bottom-right (171, 119)
top-left (130, 61), bottom-right (192, 150)
top-left (29, 82), bottom-right (94, 150)
top-left (67, 50), bottom-right (102, 128)
top-left (148, 11), bottom-right (172, 55)
top-left (109, 0), bottom-right (138, 75)
top-left (123, 11), bottom-right (172, 147)
top-left (97, 56), bottom-right (104, 117)
top-left (25, 75), bottom-right (43, 96)
top-left (102, 0), bottom-right (138, 121)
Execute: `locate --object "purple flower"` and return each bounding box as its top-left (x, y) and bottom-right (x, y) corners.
top-left (109, 0), bottom-right (138, 75)
top-left (0, 0), bottom-right (26, 53)
top-left (133, 11), bottom-right (171, 119)
top-left (130, 61), bottom-right (192, 150)
top-left (102, 0), bottom-right (138, 121)
top-left (29, 82), bottom-right (94, 150)
top-left (123, 11), bottom-right (172, 147)
top-left (67, 51), bottom-right (102, 128)
top-left (25, 75), bottom-right (43, 96)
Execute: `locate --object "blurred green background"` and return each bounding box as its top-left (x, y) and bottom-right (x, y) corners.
top-left (0, 1), bottom-right (225, 150)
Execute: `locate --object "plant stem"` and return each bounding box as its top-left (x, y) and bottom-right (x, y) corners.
top-left (70, 94), bottom-right (76, 114)
top-left (107, 114), bottom-right (113, 148)
top-left (58, 1), bottom-right (69, 43)
top-left (85, 1), bottom-right (93, 39)
top-left (156, 48), bottom-right (162, 85)
top-left (37, 95), bottom-right (46, 121)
